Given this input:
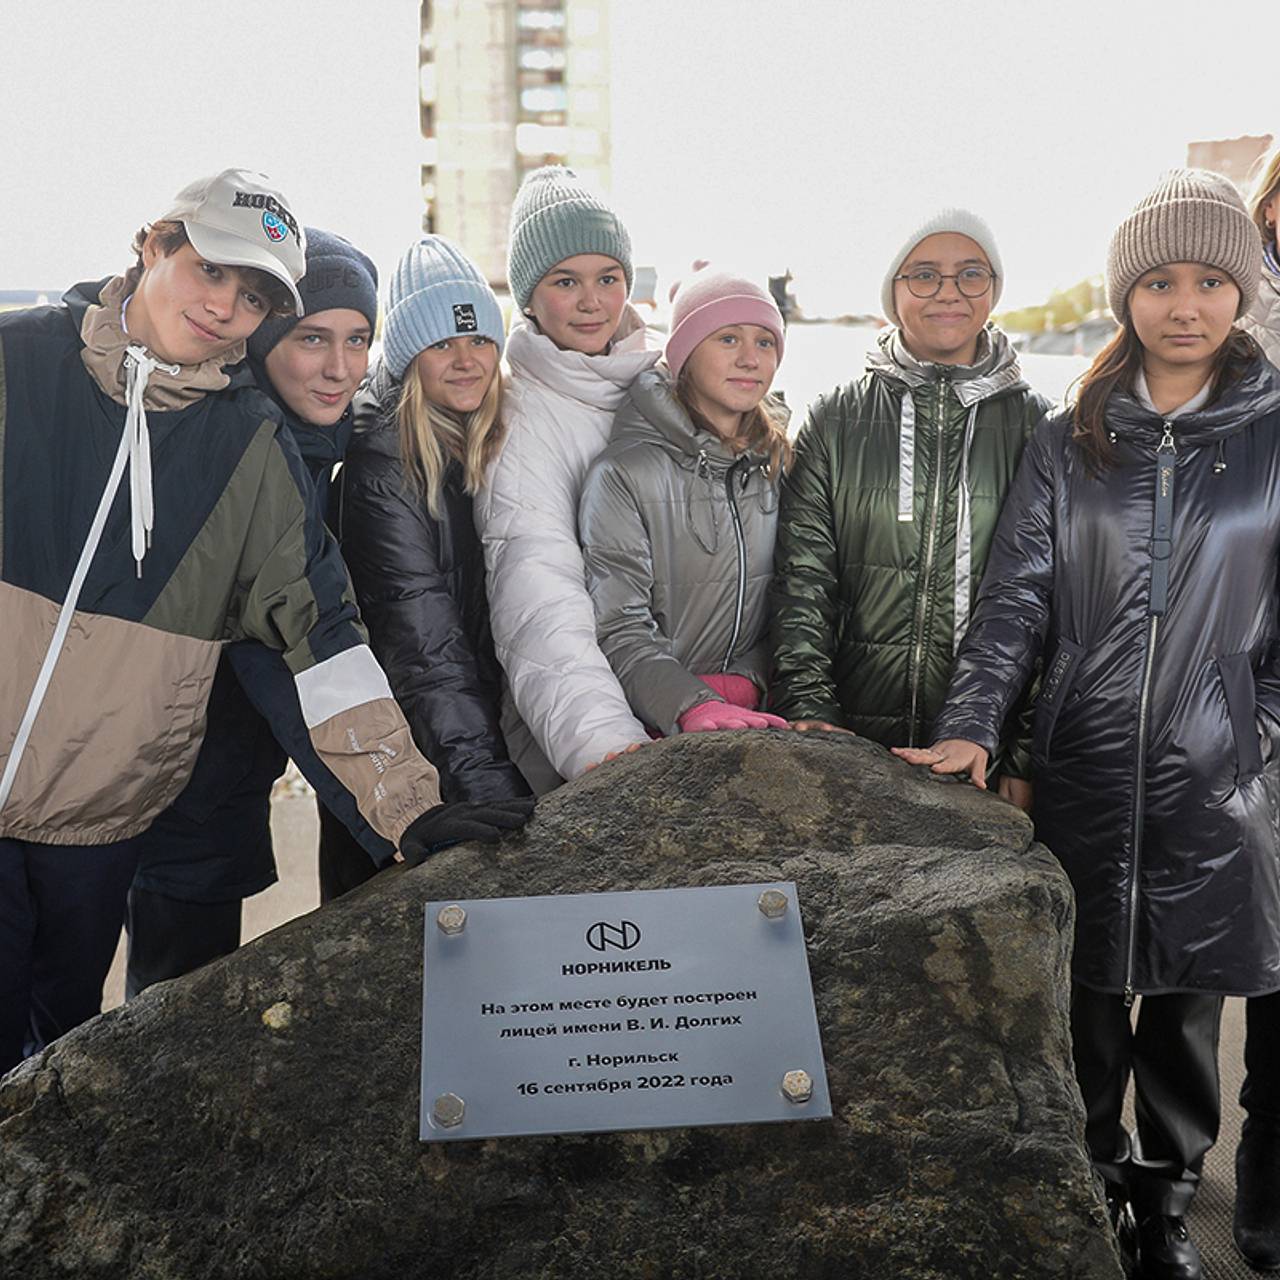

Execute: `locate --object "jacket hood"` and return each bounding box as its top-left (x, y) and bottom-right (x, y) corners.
top-left (346, 357), bottom-right (401, 463)
top-left (613, 365), bottom-right (758, 470)
top-left (506, 304), bottom-right (661, 411)
top-left (1108, 355), bottom-right (1280, 448)
top-left (606, 365), bottom-right (777, 556)
top-left (67, 277), bottom-right (257, 394)
top-left (1242, 268), bottom-right (1280, 364)
top-left (866, 323), bottom-right (1028, 407)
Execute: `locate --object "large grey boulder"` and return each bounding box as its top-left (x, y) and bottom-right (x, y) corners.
top-left (0, 733), bottom-right (1121, 1279)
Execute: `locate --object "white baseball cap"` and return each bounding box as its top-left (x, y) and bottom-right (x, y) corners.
top-left (158, 168), bottom-right (307, 314)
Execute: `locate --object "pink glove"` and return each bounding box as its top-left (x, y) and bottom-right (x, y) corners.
top-left (696, 673), bottom-right (762, 709)
top-left (678, 699), bottom-right (789, 734)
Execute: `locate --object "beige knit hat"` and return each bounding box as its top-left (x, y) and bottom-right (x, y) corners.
top-left (1106, 169), bottom-right (1261, 321)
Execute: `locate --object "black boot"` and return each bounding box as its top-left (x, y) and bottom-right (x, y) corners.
top-left (1135, 1214), bottom-right (1202, 1280)
top-left (1105, 1181), bottom-right (1137, 1275)
top-left (1235, 1118), bottom-right (1280, 1270)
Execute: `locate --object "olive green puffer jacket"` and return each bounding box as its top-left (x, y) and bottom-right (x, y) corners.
top-left (770, 326), bottom-right (1052, 760)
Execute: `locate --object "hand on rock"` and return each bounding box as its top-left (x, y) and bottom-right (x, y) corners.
top-left (583, 741), bottom-right (647, 773)
top-left (891, 739), bottom-right (990, 789)
top-left (791, 720), bottom-right (855, 734)
top-left (398, 797), bottom-right (536, 867)
top-left (678, 700), bottom-right (791, 733)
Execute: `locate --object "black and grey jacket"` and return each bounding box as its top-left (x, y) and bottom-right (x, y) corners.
top-left (934, 358), bottom-right (1280, 997)
top-left (578, 366), bottom-right (780, 735)
top-left (331, 363), bottom-right (528, 804)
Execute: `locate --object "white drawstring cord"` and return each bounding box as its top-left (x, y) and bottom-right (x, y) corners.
top-left (123, 344), bottom-right (178, 577)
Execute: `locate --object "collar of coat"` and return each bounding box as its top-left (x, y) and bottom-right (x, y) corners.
top-left (505, 305), bottom-right (662, 409)
top-left (612, 365), bottom-right (777, 473)
top-left (865, 323), bottom-right (1028, 408)
top-left (1107, 356), bottom-right (1280, 446)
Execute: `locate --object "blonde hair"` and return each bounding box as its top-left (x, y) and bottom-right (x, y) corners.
top-left (397, 363), bottom-right (506, 518)
top-left (673, 371), bottom-right (793, 479)
top-left (1248, 144), bottom-right (1280, 241)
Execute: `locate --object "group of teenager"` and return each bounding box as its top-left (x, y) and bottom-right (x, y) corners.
top-left (3, 148), bottom-right (1280, 1278)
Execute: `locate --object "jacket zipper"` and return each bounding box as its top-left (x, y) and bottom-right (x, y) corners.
top-left (1124, 423), bottom-right (1177, 1006)
top-left (721, 458), bottom-right (749, 672)
top-left (907, 380), bottom-right (949, 745)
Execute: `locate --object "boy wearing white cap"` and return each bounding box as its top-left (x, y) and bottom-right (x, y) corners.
top-left (0, 170), bottom-right (529, 1072)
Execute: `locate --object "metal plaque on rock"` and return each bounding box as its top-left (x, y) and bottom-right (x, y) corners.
top-left (419, 882), bottom-right (831, 1141)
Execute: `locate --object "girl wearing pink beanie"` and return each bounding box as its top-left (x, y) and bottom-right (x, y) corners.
top-left (579, 269), bottom-right (793, 736)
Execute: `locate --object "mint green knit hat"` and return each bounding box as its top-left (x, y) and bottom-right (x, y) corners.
top-left (507, 165), bottom-right (633, 310)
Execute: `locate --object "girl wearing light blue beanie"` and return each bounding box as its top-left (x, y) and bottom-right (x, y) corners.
top-left (475, 166), bottom-right (663, 793)
top-left (327, 236), bottom-right (529, 858)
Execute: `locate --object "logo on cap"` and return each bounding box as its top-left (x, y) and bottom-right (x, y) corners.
top-left (453, 303), bottom-right (477, 333)
top-left (262, 212), bottom-right (288, 243)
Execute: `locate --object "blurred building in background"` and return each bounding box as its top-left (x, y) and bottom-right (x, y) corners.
top-left (1186, 134), bottom-right (1273, 190)
top-left (419, 0), bottom-right (612, 287)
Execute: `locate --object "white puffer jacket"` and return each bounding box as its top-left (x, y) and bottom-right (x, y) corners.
top-left (476, 307), bottom-right (662, 788)
top-left (1242, 267), bottom-right (1280, 367)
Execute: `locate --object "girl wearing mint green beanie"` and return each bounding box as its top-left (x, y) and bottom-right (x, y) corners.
top-left (476, 166), bottom-right (662, 792)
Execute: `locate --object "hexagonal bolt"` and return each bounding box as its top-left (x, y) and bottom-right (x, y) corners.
top-left (432, 1092), bottom-right (466, 1128)
top-left (781, 1070), bottom-right (813, 1104)
top-left (436, 905), bottom-right (467, 935)
top-left (757, 889), bottom-right (789, 919)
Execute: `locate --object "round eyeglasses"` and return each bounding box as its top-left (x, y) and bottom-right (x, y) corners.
top-left (893, 266), bottom-right (996, 300)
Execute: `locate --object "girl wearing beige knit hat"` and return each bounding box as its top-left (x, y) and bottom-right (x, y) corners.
top-left (893, 169), bottom-right (1280, 1280)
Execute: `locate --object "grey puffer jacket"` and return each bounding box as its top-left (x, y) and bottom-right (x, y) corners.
top-left (579, 367), bottom-right (780, 735)
top-left (1241, 265), bottom-right (1280, 366)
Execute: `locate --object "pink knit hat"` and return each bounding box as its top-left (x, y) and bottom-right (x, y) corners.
top-left (665, 269), bottom-right (785, 378)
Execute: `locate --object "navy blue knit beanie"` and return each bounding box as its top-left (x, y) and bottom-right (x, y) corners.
top-left (247, 227), bottom-right (379, 360)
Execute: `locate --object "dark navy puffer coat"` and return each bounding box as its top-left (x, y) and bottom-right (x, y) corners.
top-left (934, 358), bottom-right (1280, 998)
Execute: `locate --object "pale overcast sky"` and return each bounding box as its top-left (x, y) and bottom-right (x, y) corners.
top-left (1, 1), bottom-right (1274, 313)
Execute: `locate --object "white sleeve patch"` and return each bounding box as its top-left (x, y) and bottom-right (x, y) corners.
top-left (295, 645), bottom-right (395, 729)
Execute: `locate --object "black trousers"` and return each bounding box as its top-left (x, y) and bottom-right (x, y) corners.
top-left (124, 887), bottom-right (242, 999)
top-left (1070, 983), bottom-right (1223, 1217)
top-left (1242, 990), bottom-right (1280, 1124)
top-left (317, 802), bottom-right (379, 904)
top-left (0, 836), bottom-right (140, 1074)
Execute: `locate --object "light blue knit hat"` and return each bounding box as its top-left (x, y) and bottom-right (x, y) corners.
top-left (383, 236), bottom-right (505, 378)
top-left (507, 165), bottom-right (633, 310)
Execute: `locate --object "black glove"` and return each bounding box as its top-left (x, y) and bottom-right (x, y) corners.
top-left (398, 797), bottom-right (536, 867)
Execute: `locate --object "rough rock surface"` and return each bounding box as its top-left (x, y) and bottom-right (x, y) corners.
top-left (0, 733), bottom-right (1121, 1279)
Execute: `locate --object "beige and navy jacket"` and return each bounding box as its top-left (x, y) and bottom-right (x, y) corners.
top-left (0, 278), bottom-right (440, 847)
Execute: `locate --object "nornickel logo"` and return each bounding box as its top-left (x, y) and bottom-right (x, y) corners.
top-left (585, 920), bottom-right (641, 952)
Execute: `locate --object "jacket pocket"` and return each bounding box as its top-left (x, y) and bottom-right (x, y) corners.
top-left (1032, 638), bottom-right (1084, 763)
top-left (1217, 651), bottom-right (1265, 783)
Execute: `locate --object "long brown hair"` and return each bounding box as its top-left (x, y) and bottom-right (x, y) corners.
top-left (398, 362), bottom-right (506, 518)
top-left (1071, 322), bottom-right (1259, 473)
top-left (673, 371), bottom-right (793, 478)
